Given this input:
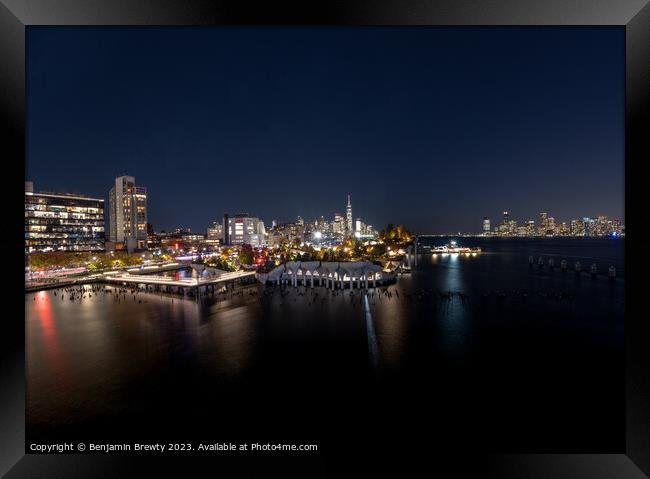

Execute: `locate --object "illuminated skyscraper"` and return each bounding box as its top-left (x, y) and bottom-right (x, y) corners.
top-left (355, 218), bottom-right (367, 235)
top-left (483, 217), bottom-right (491, 234)
top-left (346, 194), bottom-right (353, 234)
top-left (333, 213), bottom-right (345, 236)
top-left (108, 175), bottom-right (147, 251)
top-left (539, 212), bottom-right (548, 235)
top-left (547, 216), bottom-right (556, 235)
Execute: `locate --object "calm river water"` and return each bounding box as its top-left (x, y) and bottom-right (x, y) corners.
top-left (26, 237), bottom-right (624, 452)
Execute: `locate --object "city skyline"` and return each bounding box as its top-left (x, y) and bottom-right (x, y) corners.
top-left (478, 209), bottom-right (623, 237)
top-left (25, 176), bottom-right (624, 245)
top-left (27, 27), bottom-right (624, 232)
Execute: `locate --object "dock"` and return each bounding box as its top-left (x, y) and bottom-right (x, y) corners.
top-left (103, 270), bottom-right (257, 294)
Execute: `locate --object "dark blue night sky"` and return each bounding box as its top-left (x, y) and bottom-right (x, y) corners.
top-left (27, 27), bottom-right (624, 234)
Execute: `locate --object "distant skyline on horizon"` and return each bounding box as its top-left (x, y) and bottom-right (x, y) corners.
top-left (25, 180), bottom-right (624, 235)
top-left (27, 27), bottom-right (624, 233)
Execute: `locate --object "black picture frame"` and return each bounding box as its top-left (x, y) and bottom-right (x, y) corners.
top-left (1, 1), bottom-right (648, 477)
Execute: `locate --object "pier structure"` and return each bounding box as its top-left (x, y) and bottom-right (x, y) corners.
top-left (258, 260), bottom-right (389, 290)
top-left (103, 269), bottom-right (256, 296)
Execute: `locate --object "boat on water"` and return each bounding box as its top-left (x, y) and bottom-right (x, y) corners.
top-left (429, 240), bottom-right (481, 254)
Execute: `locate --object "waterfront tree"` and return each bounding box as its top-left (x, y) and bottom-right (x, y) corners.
top-left (380, 224), bottom-right (413, 246)
top-left (239, 244), bottom-right (255, 265)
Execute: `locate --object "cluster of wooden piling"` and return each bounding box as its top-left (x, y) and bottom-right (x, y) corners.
top-left (529, 256), bottom-right (617, 280)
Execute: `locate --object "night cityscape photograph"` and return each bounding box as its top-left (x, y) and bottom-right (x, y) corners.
top-left (25, 27), bottom-right (625, 456)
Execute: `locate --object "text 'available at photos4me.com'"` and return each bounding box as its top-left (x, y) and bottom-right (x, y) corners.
top-left (29, 442), bottom-right (320, 454)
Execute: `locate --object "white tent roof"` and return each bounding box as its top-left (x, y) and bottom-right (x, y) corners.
top-left (263, 261), bottom-right (383, 281)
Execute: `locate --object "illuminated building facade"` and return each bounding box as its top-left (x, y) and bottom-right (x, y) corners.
top-left (483, 217), bottom-right (491, 234)
top-left (108, 175), bottom-right (147, 252)
top-left (207, 221), bottom-right (224, 241)
top-left (547, 216), bottom-right (556, 235)
top-left (499, 211), bottom-right (516, 235)
top-left (224, 213), bottom-right (266, 246)
top-left (539, 212), bottom-right (549, 235)
top-left (355, 218), bottom-right (365, 234)
top-left (570, 219), bottom-right (585, 236)
top-left (558, 222), bottom-right (570, 236)
top-left (25, 181), bottom-right (105, 252)
top-left (525, 220), bottom-right (536, 236)
top-left (333, 213), bottom-right (345, 236)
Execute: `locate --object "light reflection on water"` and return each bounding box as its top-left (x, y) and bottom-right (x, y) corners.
top-left (26, 285), bottom-right (260, 425)
top-left (26, 238), bottom-right (624, 448)
top-left (434, 253), bottom-right (469, 357)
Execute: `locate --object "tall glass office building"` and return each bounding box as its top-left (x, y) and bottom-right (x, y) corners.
top-left (25, 182), bottom-right (105, 252)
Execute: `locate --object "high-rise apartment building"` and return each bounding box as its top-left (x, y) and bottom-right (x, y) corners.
top-left (108, 176), bottom-right (147, 252)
